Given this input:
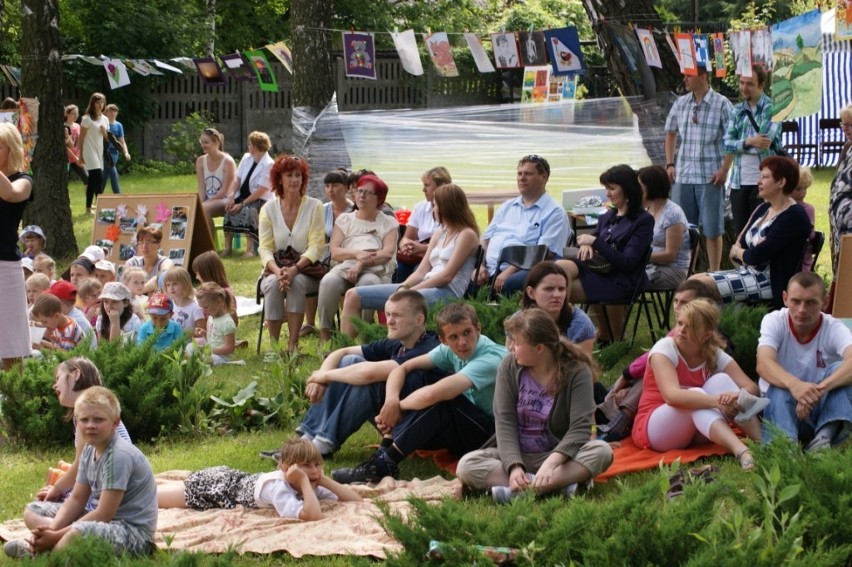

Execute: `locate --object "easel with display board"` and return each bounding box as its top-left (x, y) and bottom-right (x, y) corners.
top-left (90, 193), bottom-right (215, 274)
top-left (833, 234), bottom-right (852, 318)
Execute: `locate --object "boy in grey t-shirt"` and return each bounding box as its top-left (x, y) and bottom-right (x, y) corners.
top-left (4, 387), bottom-right (157, 559)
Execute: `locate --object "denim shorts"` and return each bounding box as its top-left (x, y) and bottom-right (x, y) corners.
top-left (672, 182), bottom-right (724, 238)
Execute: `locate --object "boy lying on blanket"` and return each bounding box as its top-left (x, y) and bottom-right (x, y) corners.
top-left (157, 437), bottom-right (362, 521)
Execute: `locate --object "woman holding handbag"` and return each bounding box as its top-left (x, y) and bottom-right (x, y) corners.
top-left (258, 155), bottom-right (325, 354)
top-left (317, 174), bottom-right (398, 345)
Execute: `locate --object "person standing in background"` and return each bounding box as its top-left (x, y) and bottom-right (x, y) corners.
top-left (77, 93), bottom-right (109, 215)
top-left (102, 104), bottom-right (130, 194)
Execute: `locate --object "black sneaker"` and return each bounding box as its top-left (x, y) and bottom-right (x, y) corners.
top-left (332, 452), bottom-right (398, 484)
top-left (599, 411), bottom-right (632, 443)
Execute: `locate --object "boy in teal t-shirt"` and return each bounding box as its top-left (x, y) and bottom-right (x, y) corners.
top-left (137, 293), bottom-right (183, 352)
top-left (332, 303), bottom-right (507, 484)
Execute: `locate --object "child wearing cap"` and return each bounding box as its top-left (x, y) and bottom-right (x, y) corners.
top-left (19, 225), bottom-right (46, 260)
top-left (137, 293), bottom-right (183, 352)
top-left (30, 294), bottom-right (84, 352)
top-left (93, 260), bottom-right (117, 285)
top-left (48, 280), bottom-right (97, 349)
top-left (95, 282), bottom-right (141, 343)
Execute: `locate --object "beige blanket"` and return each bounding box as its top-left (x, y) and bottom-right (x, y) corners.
top-left (0, 472), bottom-right (458, 559)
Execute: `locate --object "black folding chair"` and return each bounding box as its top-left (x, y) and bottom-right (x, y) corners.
top-left (487, 244), bottom-right (549, 299)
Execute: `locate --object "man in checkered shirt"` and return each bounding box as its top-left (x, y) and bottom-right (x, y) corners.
top-left (664, 66), bottom-right (733, 271)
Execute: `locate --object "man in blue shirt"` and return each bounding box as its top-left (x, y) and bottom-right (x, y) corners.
top-left (477, 155), bottom-right (571, 297)
top-left (332, 303), bottom-right (507, 483)
top-left (295, 290), bottom-right (444, 458)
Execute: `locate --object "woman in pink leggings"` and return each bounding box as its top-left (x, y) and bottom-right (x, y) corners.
top-left (631, 299), bottom-right (765, 470)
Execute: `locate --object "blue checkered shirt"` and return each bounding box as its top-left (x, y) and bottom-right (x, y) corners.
top-left (723, 93), bottom-right (782, 189)
top-left (665, 88), bottom-right (733, 185)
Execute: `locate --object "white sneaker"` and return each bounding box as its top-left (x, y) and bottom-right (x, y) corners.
top-left (491, 485), bottom-right (515, 504)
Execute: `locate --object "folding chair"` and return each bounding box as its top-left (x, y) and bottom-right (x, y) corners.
top-left (582, 247), bottom-right (653, 346)
top-left (255, 272), bottom-right (266, 354)
top-left (818, 118), bottom-right (845, 167)
top-left (635, 227), bottom-right (701, 340)
top-left (487, 244), bottom-right (549, 299)
top-left (809, 231), bottom-right (825, 271)
top-left (781, 121), bottom-right (817, 165)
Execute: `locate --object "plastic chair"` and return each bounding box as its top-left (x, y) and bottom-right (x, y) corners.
top-left (818, 118), bottom-right (845, 167)
top-left (487, 244), bottom-right (549, 299)
top-left (781, 121), bottom-right (817, 165)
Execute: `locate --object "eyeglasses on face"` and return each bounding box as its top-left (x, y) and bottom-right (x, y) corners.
top-left (355, 189), bottom-right (376, 197)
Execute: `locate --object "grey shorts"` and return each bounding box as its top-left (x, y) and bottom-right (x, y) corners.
top-left (71, 520), bottom-right (154, 557)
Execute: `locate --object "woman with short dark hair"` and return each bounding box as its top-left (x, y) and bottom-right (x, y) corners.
top-left (638, 165), bottom-right (691, 290)
top-left (692, 156), bottom-right (810, 307)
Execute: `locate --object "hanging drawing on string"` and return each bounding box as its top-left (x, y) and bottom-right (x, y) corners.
top-left (674, 32), bottom-right (698, 75)
top-left (423, 32), bottom-right (459, 77)
top-left (712, 33), bottom-right (727, 77)
top-left (103, 58), bottom-right (131, 89)
top-left (838, 0), bottom-right (852, 40)
top-left (751, 29), bottom-right (773, 70)
top-left (245, 49), bottom-right (278, 92)
top-left (221, 53), bottom-right (255, 82)
top-left (693, 34), bottom-right (711, 72)
top-left (770, 9), bottom-right (823, 121)
top-left (635, 28), bottom-right (662, 68)
top-left (342, 31), bottom-right (377, 80)
top-left (193, 57), bottom-right (226, 86)
top-left (730, 31), bottom-right (753, 77)
top-left (266, 42), bottom-right (293, 75)
top-left (544, 27), bottom-right (584, 75)
top-left (492, 33), bottom-right (521, 68)
top-left (464, 33), bottom-right (496, 73)
top-left (518, 31), bottom-right (547, 66)
top-left (391, 30), bottom-right (424, 76)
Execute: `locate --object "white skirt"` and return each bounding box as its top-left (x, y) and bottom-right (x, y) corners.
top-left (0, 260), bottom-right (33, 359)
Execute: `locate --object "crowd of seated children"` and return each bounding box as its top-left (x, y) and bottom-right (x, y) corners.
top-left (30, 294), bottom-right (84, 352)
top-left (32, 253), bottom-right (56, 282)
top-left (193, 282), bottom-right (237, 365)
top-left (137, 293), bottom-right (184, 352)
top-left (93, 260), bottom-right (117, 285)
top-left (48, 280), bottom-right (96, 348)
top-left (163, 267), bottom-right (206, 334)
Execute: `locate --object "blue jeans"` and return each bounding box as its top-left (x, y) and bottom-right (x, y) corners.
top-left (356, 283), bottom-right (457, 311)
top-left (500, 269), bottom-right (530, 297)
top-left (102, 163), bottom-right (121, 194)
top-left (298, 355), bottom-right (385, 450)
top-left (762, 361), bottom-right (852, 444)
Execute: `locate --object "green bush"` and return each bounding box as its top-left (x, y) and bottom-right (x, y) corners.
top-left (0, 338), bottom-right (216, 447)
top-left (163, 111), bottom-right (214, 166)
top-left (718, 303), bottom-right (768, 380)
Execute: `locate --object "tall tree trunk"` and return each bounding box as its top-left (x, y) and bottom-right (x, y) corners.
top-left (20, 0), bottom-right (77, 259)
top-left (580, 0), bottom-right (682, 165)
top-left (290, 0), bottom-right (350, 201)
top-left (205, 0), bottom-right (216, 58)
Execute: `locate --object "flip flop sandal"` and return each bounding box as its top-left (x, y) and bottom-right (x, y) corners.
top-left (299, 324), bottom-right (316, 338)
top-left (688, 464), bottom-right (720, 484)
top-left (666, 471), bottom-right (685, 500)
top-left (737, 448), bottom-right (755, 472)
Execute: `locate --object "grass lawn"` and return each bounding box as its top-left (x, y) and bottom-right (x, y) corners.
top-left (0, 164), bottom-right (844, 565)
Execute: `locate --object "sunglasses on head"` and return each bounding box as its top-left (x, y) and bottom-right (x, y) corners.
top-left (521, 154), bottom-right (550, 175)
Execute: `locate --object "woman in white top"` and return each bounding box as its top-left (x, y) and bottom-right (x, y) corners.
top-left (77, 92), bottom-right (109, 215)
top-left (258, 155), bottom-right (325, 353)
top-left (317, 174), bottom-right (398, 344)
top-left (340, 183), bottom-right (478, 338)
top-left (195, 128), bottom-right (237, 240)
top-left (222, 131), bottom-right (274, 258)
top-left (394, 166), bottom-right (450, 282)
top-left (638, 165), bottom-right (691, 290)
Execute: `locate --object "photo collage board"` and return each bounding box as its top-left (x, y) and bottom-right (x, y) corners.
top-left (91, 193), bottom-right (215, 278)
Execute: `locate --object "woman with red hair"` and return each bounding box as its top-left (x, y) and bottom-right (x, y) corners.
top-left (259, 155), bottom-right (325, 353)
top-left (317, 174), bottom-right (398, 344)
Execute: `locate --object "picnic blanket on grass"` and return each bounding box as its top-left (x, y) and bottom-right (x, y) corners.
top-left (595, 437), bottom-right (731, 482)
top-left (0, 472), bottom-right (458, 559)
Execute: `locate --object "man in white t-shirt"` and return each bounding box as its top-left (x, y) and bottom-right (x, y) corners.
top-left (757, 272), bottom-right (852, 451)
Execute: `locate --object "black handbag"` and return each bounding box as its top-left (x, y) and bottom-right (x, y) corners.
top-left (273, 246), bottom-right (328, 280)
top-left (564, 246), bottom-right (613, 274)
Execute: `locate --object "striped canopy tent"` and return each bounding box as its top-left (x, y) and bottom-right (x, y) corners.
top-left (783, 9), bottom-right (852, 168)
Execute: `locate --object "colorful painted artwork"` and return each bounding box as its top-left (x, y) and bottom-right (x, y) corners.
top-left (771, 9), bottom-right (824, 121)
top-left (518, 31), bottom-right (547, 66)
top-left (837, 0), bottom-right (852, 40)
top-left (675, 33), bottom-right (698, 75)
top-left (266, 42), bottom-right (293, 75)
top-left (693, 34), bottom-right (711, 72)
top-left (521, 66), bottom-right (550, 104)
top-left (544, 27), bottom-right (584, 75)
top-left (103, 57), bottom-right (131, 89)
top-left (423, 32), bottom-right (459, 77)
top-left (342, 32), bottom-right (377, 79)
top-left (635, 28), bottom-right (662, 68)
top-left (391, 30), bottom-right (424, 76)
top-left (464, 33), bottom-right (496, 73)
top-left (492, 33), bottom-right (521, 69)
top-left (193, 57), bottom-right (226, 86)
top-left (712, 33), bottom-right (727, 78)
top-left (245, 50), bottom-right (278, 92)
